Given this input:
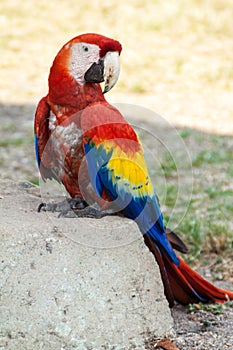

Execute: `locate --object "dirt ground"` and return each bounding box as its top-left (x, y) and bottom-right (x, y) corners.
top-left (171, 304), bottom-right (233, 349)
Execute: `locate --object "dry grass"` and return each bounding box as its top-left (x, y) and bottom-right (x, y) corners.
top-left (1, 0), bottom-right (233, 133)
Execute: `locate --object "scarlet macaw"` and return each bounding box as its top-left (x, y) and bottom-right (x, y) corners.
top-left (34, 33), bottom-right (233, 307)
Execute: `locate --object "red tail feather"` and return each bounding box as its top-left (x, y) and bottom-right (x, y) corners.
top-left (144, 235), bottom-right (233, 307)
top-left (177, 257), bottom-right (233, 303)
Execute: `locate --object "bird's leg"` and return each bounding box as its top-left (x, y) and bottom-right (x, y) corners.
top-left (38, 197), bottom-right (88, 213)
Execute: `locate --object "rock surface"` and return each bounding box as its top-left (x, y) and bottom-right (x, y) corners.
top-left (0, 179), bottom-right (174, 350)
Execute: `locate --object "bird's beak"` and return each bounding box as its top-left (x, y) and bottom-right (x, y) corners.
top-left (103, 51), bottom-right (120, 94)
top-left (84, 51), bottom-right (120, 93)
top-left (84, 59), bottom-right (105, 84)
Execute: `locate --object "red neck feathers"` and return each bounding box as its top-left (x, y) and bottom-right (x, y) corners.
top-left (48, 62), bottom-right (106, 112)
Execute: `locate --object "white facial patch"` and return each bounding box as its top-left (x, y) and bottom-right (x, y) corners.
top-left (69, 43), bottom-right (100, 84)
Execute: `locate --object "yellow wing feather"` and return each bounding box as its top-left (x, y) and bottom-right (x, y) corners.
top-left (105, 141), bottom-right (154, 198)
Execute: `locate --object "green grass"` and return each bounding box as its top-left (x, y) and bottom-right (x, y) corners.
top-left (164, 184), bottom-right (179, 207)
top-left (205, 183), bottom-right (233, 199)
top-left (152, 128), bottom-right (233, 263)
top-left (226, 164), bottom-right (233, 176)
top-left (0, 138), bottom-right (25, 147)
top-left (179, 128), bottom-right (194, 139)
top-left (187, 301), bottom-right (233, 315)
top-left (160, 151), bottom-right (177, 177)
top-left (174, 193), bottom-right (233, 262)
top-left (138, 127), bottom-right (233, 265)
top-left (178, 216), bottom-right (203, 259)
top-left (192, 149), bottom-right (232, 167)
top-left (28, 177), bottom-right (40, 186)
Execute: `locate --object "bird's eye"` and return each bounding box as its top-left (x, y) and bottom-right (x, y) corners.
top-left (83, 45), bottom-right (89, 52)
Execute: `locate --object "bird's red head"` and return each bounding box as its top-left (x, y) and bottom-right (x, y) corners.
top-left (48, 33), bottom-right (122, 105)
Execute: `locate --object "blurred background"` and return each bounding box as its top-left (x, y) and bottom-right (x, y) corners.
top-left (0, 0), bottom-right (232, 266)
top-left (1, 0), bottom-right (233, 132)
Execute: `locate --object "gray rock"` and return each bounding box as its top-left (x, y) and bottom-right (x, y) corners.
top-left (0, 179), bottom-right (174, 349)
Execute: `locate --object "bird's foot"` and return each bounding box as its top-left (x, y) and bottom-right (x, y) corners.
top-left (37, 198), bottom-right (111, 219)
top-left (59, 206), bottom-right (111, 219)
top-left (38, 198), bottom-right (88, 213)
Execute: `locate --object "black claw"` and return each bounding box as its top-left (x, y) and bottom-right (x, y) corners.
top-left (37, 202), bottom-right (46, 212)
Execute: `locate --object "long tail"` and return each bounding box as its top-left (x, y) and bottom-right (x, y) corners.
top-left (144, 234), bottom-right (233, 307)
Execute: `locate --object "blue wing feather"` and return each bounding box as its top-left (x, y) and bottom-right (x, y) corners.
top-left (34, 134), bottom-right (40, 166)
top-left (84, 140), bottom-right (179, 265)
top-left (84, 142), bottom-right (114, 197)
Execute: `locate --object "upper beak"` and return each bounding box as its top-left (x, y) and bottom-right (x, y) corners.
top-left (84, 51), bottom-right (120, 93)
top-left (103, 51), bottom-right (120, 94)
